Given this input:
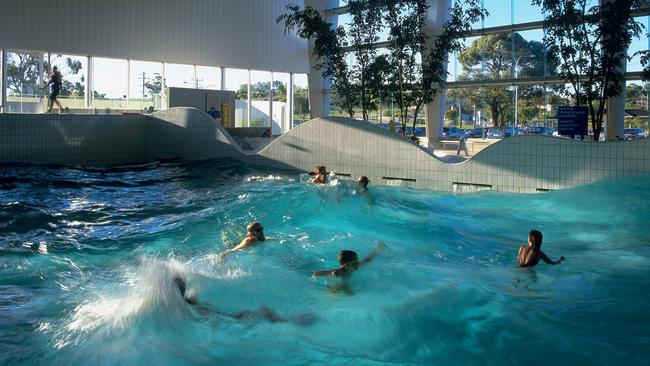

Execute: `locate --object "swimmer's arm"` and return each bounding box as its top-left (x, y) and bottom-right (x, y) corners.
top-left (312, 268), bottom-right (340, 277)
top-left (360, 242), bottom-right (387, 266)
top-left (540, 251), bottom-right (565, 265)
top-left (219, 237), bottom-right (253, 256)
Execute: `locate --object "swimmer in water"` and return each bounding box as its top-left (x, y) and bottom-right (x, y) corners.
top-left (313, 242), bottom-right (386, 278)
top-left (357, 176), bottom-right (370, 194)
top-left (173, 274), bottom-right (314, 324)
top-left (219, 222), bottom-right (278, 258)
top-left (517, 230), bottom-right (565, 268)
top-left (312, 165), bottom-right (327, 184)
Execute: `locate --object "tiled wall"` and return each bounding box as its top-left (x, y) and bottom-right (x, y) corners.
top-left (0, 114), bottom-right (148, 165)
top-left (1, 109), bottom-right (649, 193)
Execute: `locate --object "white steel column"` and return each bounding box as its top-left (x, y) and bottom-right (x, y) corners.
top-left (126, 59), bottom-right (131, 109)
top-left (303, 0), bottom-right (338, 118)
top-left (422, 0), bottom-right (451, 144)
top-left (0, 49), bottom-right (6, 113)
top-left (161, 62), bottom-right (166, 109)
top-left (247, 69), bottom-right (251, 127)
top-left (602, 0), bottom-right (627, 141)
top-left (269, 72), bottom-right (274, 134)
top-left (85, 56), bottom-right (92, 108)
top-left (193, 65), bottom-right (198, 88)
top-left (289, 72), bottom-right (295, 130)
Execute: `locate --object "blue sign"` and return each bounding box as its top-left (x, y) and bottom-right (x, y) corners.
top-left (558, 106), bottom-right (588, 136)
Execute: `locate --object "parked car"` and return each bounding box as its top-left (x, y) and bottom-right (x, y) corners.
top-left (523, 126), bottom-right (554, 136)
top-left (487, 127), bottom-right (505, 139)
top-left (442, 126), bottom-right (466, 138)
top-left (466, 127), bottom-right (488, 138)
top-left (624, 128), bottom-right (646, 140)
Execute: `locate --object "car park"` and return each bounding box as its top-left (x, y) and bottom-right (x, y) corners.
top-left (523, 126), bottom-right (554, 136)
top-left (624, 128), bottom-right (646, 140)
top-left (442, 126), bottom-right (466, 138)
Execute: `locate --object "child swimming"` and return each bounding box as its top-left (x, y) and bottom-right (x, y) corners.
top-left (313, 242), bottom-right (386, 278)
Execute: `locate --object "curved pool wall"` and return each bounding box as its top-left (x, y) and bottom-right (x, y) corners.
top-left (1, 108), bottom-right (649, 192)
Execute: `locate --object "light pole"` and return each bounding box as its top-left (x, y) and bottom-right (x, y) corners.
top-left (513, 54), bottom-right (535, 136)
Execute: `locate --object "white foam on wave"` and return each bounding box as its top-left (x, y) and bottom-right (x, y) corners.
top-left (245, 175), bottom-right (291, 182)
top-left (53, 257), bottom-right (190, 348)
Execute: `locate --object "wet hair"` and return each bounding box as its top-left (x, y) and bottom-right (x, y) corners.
top-left (529, 230), bottom-right (543, 250)
top-left (358, 176), bottom-right (370, 187)
top-left (338, 250), bottom-right (359, 265)
top-left (247, 222), bottom-right (262, 233)
top-left (315, 165), bottom-right (326, 174)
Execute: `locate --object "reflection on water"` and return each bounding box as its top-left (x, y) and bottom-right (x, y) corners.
top-left (1, 159), bottom-right (649, 365)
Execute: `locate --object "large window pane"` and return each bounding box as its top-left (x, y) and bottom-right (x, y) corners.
top-left (625, 80), bottom-right (649, 134)
top-left (164, 63), bottom-right (194, 88)
top-left (627, 17), bottom-right (648, 72)
top-left (48, 53), bottom-right (86, 109)
top-left (456, 36), bottom-right (484, 81)
top-left (272, 72), bottom-right (289, 134)
top-left (225, 68), bottom-right (248, 127)
top-left (483, 0), bottom-right (512, 28)
top-left (250, 70), bottom-right (271, 128)
top-left (293, 74), bottom-right (310, 126)
top-left (92, 57), bottom-right (127, 111)
top-left (5, 51), bottom-right (45, 113)
top-left (512, 29), bottom-right (550, 79)
top-left (196, 65), bottom-right (221, 90)
top-left (129, 60), bottom-right (162, 111)
top-left (513, 1), bottom-right (544, 24)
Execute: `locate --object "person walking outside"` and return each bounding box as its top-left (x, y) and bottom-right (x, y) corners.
top-left (45, 66), bottom-right (63, 113)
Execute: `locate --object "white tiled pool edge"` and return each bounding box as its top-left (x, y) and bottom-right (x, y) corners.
top-left (1, 108), bottom-right (648, 193)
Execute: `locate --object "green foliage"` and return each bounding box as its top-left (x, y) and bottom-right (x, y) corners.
top-left (6, 53), bottom-right (41, 95)
top-left (277, 4), bottom-right (356, 117)
top-left (627, 116), bottom-right (649, 128)
top-left (294, 86), bottom-right (310, 120)
top-left (145, 73), bottom-right (163, 95)
top-left (278, 0), bottom-right (486, 129)
top-left (384, 0), bottom-right (488, 136)
top-left (444, 108), bottom-right (458, 121)
top-left (458, 33), bottom-right (560, 126)
top-left (532, 0), bottom-right (645, 141)
top-left (7, 53), bottom-right (88, 98)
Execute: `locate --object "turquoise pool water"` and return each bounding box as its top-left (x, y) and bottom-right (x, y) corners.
top-left (1, 159), bottom-right (649, 365)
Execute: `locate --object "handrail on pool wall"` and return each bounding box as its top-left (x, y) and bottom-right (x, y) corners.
top-left (0, 108), bottom-right (648, 193)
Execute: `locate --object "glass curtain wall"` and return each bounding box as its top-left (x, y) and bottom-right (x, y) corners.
top-left (129, 60), bottom-right (162, 111)
top-left (4, 51), bottom-right (45, 113)
top-left (196, 66), bottom-right (221, 90)
top-left (250, 70), bottom-right (271, 128)
top-left (225, 68), bottom-right (248, 127)
top-left (329, 0), bottom-right (649, 139)
top-left (272, 72), bottom-right (289, 134)
top-left (48, 53), bottom-right (86, 109)
top-left (92, 57), bottom-right (128, 111)
top-left (293, 73), bottom-right (310, 126)
top-left (164, 63), bottom-right (195, 88)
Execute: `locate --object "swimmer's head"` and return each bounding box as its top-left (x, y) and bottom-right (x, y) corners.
top-left (358, 176), bottom-right (369, 188)
top-left (338, 250), bottom-right (360, 270)
top-left (528, 230), bottom-right (543, 250)
top-left (247, 222), bottom-right (265, 241)
top-left (315, 165), bottom-right (326, 175)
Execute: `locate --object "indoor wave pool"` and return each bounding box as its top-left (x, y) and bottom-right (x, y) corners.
top-left (1, 159), bottom-right (649, 365)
